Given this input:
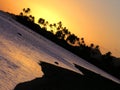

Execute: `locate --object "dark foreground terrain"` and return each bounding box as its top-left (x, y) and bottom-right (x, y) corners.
top-left (14, 62), bottom-right (120, 90)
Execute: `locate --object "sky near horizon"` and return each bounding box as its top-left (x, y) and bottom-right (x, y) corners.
top-left (0, 0), bottom-right (120, 57)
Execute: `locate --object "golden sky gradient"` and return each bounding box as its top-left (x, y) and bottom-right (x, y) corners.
top-left (0, 0), bottom-right (120, 57)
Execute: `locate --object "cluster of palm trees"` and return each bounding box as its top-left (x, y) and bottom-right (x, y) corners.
top-left (18, 8), bottom-right (104, 55)
top-left (20, 8), bottom-right (35, 22)
top-left (19, 8), bottom-right (86, 46)
top-left (38, 18), bottom-right (86, 46)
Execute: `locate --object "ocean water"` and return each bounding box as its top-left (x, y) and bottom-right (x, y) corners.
top-left (0, 11), bottom-right (120, 90)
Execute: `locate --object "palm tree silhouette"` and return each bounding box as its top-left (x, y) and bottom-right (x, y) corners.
top-left (55, 30), bottom-right (63, 39)
top-left (19, 12), bottom-right (23, 16)
top-left (95, 45), bottom-right (99, 49)
top-left (53, 23), bottom-right (56, 27)
top-left (81, 37), bottom-right (85, 45)
top-left (38, 18), bottom-right (46, 28)
top-left (90, 43), bottom-right (94, 49)
top-left (22, 8), bottom-right (31, 15)
top-left (29, 15), bottom-right (35, 22)
top-left (62, 27), bottom-right (69, 40)
top-left (66, 34), bottom-right (78, 44)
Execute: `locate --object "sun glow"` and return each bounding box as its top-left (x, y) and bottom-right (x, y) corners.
top-left (31, 7), bottom-right (62, 24)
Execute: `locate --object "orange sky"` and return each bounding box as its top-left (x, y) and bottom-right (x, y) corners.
top-left (0, 0), bottom-right (120, 57)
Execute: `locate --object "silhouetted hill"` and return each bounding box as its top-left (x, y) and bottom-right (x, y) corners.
top-left (14, 62), bottom-right (120, 90)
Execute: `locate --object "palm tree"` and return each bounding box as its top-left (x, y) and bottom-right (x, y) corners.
top-left (22, 8), bottom-right (31, 15)
top-left (52, 23), bottom-right (57, 33)
top-left (23, 8), bottom-right (25, 13)
top-left (38, 18), bottom-right (45, 24)
top-left (27, 8), bottom-right (30, 13)
top-left (81, 37), bottom-right (84, 41)
top-left (95, 45), bottom-right (99, 49)
top-left (43, 21), bottom-right (49, 29)
top-left (46, 21), bottom-right (49, 25)
top-left (29, 15), bottom-right (35, 22)
top-left (38, 18), bottom-right (45, 28)
top-left (62, 27), bottom-right (69, 40)
top-left (66, 34), bottom-right (78, 44)
top-left (55, 30), bottom-right (63, 39)
top-left (49, 24), bottom-right (53, 28)
top-left (57, 21), bottom-right (62, 28)
top-left (53, 23), bottom-right (56, 27)
top-left (76, 37), bottom-right (80, 46)
top-left (57, 21), bottom-right (63, 31)
top-left (106, 51), bottom-right (112, 57)
top-left (90, 43), bottom-right (94, 48)
top-left (81, 37), bottom-right (85, 45)
top-left (19, 12), bottom-right (23, 16)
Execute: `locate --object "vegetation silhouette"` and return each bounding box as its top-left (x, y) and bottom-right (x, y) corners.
top-left (14, 8), bottom-right (120, 79)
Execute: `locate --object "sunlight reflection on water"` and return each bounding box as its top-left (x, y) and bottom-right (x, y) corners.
top-left (0, 36), bottom-right (43, 90)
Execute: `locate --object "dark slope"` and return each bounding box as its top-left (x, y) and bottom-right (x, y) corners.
top-left (14, 62), bottom-right (120, 90)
